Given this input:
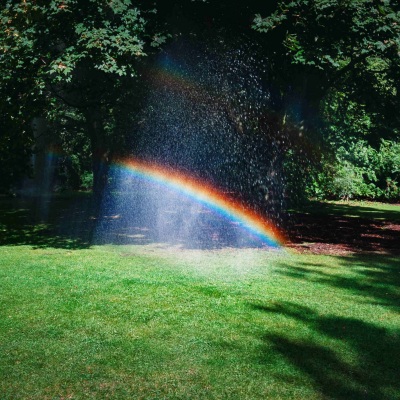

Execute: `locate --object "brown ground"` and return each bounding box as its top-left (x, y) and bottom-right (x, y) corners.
top-left (285, 212), bottom-right (400, 256)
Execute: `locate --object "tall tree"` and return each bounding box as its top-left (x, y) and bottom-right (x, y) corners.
top-left (0, 0), bottom-right (166, 194)
top-left (252, 0), bottom-right (400, 201)
top-left (253, 0), bottom-right (400, 139)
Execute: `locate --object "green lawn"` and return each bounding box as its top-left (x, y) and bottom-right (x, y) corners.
top-left (293, 200), bottom-right (400, 222)
top-left (1, 243), bottom-right (399, 399)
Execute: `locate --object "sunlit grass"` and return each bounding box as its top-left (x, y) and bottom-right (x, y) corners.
top-left (294, 199), bottom-right (400, 221)
top-left (1, 244), bottom-right (399, 399)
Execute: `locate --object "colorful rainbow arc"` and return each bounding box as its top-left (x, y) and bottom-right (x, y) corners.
top-left (113, 158), bottom-right (286, 248)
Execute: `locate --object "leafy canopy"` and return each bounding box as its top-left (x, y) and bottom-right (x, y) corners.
top-left (253, 0), bottom-right (400, 72)
top-left (1, 0), bottom-right (166, 86)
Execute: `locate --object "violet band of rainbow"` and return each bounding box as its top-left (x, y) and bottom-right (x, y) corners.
top-left (112, 158), bottom-right (286, 248)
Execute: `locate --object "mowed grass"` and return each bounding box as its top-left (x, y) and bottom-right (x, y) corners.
top-left (1, 243), bottom-right (399, 399)
top-left (294, 199), bottom-right (400, 222)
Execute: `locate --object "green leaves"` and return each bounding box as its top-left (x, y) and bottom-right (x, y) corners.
top-left (0, 0), bottom-right (164, 86)
top-left (375, 41), bottom-right (387, 51)
top-left (313, 138), bottom-right (400, 201)
top-left (253, 11), bottom-right (287, 33)
top-left (0, 0), bottom-right (168, 191)
top-left (254, 0), bottom-right (400, 76)
top-left (254, 0), bottom-right (400, 202)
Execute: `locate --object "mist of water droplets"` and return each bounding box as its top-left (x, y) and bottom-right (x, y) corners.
top-left (95, 37), bottom-right (289, 249)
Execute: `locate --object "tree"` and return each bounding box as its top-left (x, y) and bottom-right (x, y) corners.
top-left (253, 0), bottom-right (400, 202)
top-left (0, 95), bottom-right (33, 193)
top-left (0, 0), bottom-right (167, 194)
top-left (254, 0), bottom-right (400, 134)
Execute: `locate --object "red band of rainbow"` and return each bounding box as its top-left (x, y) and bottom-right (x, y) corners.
top-left (113, 158), bottom-right (286, 248)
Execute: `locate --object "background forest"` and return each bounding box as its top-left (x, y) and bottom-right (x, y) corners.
top-left (1, 0), bottom-right (399, 204)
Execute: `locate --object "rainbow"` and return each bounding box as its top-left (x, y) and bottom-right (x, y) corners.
top-left (112, 158), bottom-right (286, 248)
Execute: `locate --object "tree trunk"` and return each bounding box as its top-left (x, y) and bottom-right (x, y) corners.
top-left (30, 117), bottom-right (58, 195)
top-left (84, 109), bottom-right (109, 199)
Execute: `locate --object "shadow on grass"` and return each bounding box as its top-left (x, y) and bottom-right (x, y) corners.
top-left (2, 195), bottom-right (399, 252)
top-left (252, 301), bottom-right (400, 400)
top-left (276, 254), bottom-right (400, 310)
top-left (0, 224), bottom-right (92, 249)
top-left (294, 201), bottom-right (400, 222)
top-left (0, 196), bottom-right (94, 249)
top-left (0, 194), bottom-right (274, 250)
top-left (285, 202), bottom-right (400, 254)
top-left (251, 254), bottom-right (400, 399)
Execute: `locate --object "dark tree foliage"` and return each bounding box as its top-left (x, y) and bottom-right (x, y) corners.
top-left (253, 0), bottom-right (400, 134)
top-left (0, 0), bottom-right (166, 194)
top-left (253, 0), bottom-right (400, 201)
top-left (1, 0), bottom-right (399, 202)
